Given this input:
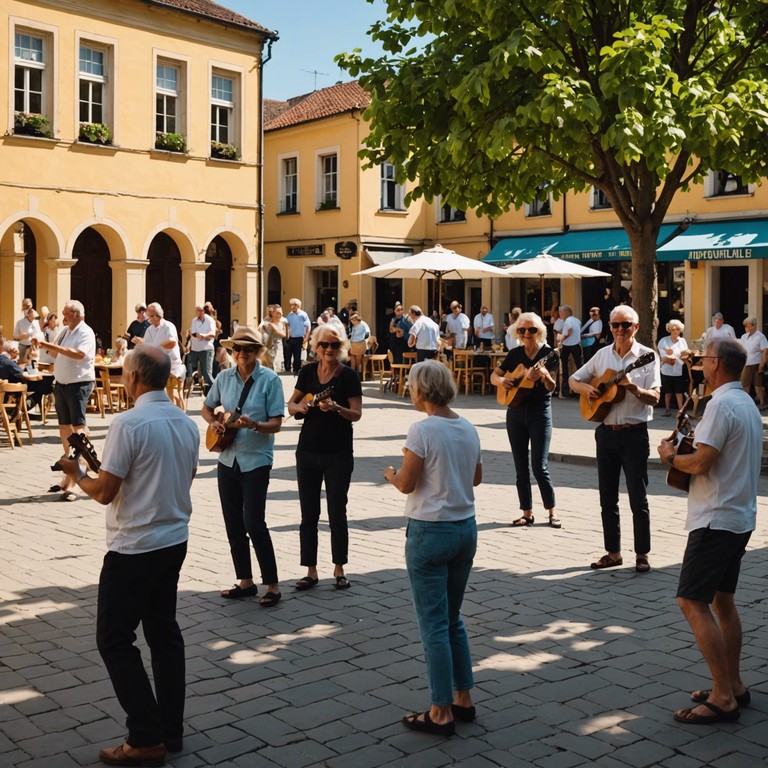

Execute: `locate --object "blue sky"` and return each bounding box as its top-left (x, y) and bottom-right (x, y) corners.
top-left (218, 0), bottom-right (388, 100)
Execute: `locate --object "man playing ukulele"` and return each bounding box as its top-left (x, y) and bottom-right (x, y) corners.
top-left (569, 305), bottom-right (660, 573)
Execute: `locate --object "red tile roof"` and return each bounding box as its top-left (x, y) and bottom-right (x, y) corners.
top-left (265, 81), bottom-right (371, 131)
top-left (264, 99), bottom-right (292, 124)
top-left (146, 0), bottom-right (276, 36)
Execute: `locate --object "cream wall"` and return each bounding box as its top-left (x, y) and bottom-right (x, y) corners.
top-left (0, 0), bottom-right (267, 340)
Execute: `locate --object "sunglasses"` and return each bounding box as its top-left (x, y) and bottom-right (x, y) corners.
top-left (232, 344), bottom-right (258, 353)
top-left (516, 327), bottom-right (537, 335)
top-left (610, 321), bottom-right (634, 330)
top-left (317, 341), bottom-right (342, 350)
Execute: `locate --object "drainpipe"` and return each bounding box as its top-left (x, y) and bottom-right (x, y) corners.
top-left (257, 36), bottom-right (276, 319)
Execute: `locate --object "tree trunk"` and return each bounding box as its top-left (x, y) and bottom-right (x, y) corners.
top-left (627, 226), bottom-right (659, 348)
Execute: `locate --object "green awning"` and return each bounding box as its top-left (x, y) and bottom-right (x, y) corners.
top-left (656, 219), bottom-right (768, 261)
top-left (484, 225), bottom-right (679, 265)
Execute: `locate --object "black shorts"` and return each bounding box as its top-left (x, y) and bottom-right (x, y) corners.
top-left (661, 373), bottom-right (687, 395)
top-left (676, 527), bottom-right (752, 603)
top-left (54, 381), bottom-right (94, 426)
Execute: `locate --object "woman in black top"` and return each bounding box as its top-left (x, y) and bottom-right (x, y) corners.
top-left (490, 312), bottom-right (561, 528)
top-left (287, 324), bottom-right (363, 590)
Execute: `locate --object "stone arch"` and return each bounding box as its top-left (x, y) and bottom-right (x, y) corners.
top-left (267, 266), bottom-right (281, 307)
top-left (71, 227), bottom-right (113, 347)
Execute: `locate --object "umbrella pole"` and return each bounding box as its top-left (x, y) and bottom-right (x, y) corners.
top-left (540, 275), bottom-right (545, 316)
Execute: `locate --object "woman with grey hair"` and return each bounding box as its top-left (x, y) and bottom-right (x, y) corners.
top-left (491, 312), bottom-right (561, 527)
top-left (657, 318), bottom-right (689, 416)
top-left (384, 360), bottom-right (482, 736)
top-left (287, 323), bottom-right (362, 591)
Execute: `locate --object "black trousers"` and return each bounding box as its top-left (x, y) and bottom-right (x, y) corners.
top-left (595, 423), bottom-right (651, 554)
top-left (559, 344), bottom-right (583, 394)
top-left (97, 542), bottom-right (187, 747)
top-left (217, 461), bottom-right (278, 584)
top-left (285, 337), bottom-right (303, 374)
top-left (296, 449), bottom-right (354, 566)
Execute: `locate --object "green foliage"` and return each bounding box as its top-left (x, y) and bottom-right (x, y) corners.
top-left (210, 141), bottom-right (239, 160)
top-left (14, 112), bottom-right (52, 138)
top-left (154, 132), bottom-right (186, 152)
top-left (78, 122), bottom-right (112, 145)
top-left (337, 0), bottom-right (768, 339)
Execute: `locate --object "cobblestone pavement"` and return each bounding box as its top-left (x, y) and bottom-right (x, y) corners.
top-left (1, 379), bottom-right (766, 767)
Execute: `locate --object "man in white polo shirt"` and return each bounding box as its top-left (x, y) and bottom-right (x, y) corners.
top-left (134, 303), bottom-right (186, 405)
top-left (473, 305), bottom-right (495, 349)
top-left (186, 304), bottom-right (216, 392)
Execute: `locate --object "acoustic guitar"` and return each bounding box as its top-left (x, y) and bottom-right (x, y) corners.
top-left (579, 351), bottom-right (657, 422)
top-left (294, 386), bottom-right (334, 421)
top-left (666, 395), bottom-right (696, 492)
top-left (205, 410), bottom-right (241, 453)
top-left (496, 350), bottom-right (559, 407)
top-left (51, 433), bottom-right (101, 473)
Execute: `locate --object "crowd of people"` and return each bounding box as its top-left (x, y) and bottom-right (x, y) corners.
top-left (1, 294), bottom-right (763, 759)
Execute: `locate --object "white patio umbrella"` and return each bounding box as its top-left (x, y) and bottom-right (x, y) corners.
top-left (353, 243), bottom-right (508, 311)
top-left (502, 252), bottom-right (611, 312)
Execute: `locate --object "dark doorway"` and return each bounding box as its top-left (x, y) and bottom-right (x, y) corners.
top-left (718, 266), bottom-right (748, 328)
top-left (147, 232), bottom-right (182, 330)
top-left (374, 277), bottom-right (403, 352)
top-left (72, 227), bottom-right (112, 348)
top-left (205, 236), bottom-right (232, 334)
top-left (23, 224), bottom-right (37, 307)
top-left (313, 268), bottom-right (337, 321)
top-left (267, 266), bottom-right (281, 307)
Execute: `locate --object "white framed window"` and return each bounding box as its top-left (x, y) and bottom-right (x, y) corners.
top-left (706, 169), bottom-right (751, 197)
top-left (380, 161), bottom-right (406, 210)
top-left (316, 149), bottom-right (339, 209)
top-left (156, 61), bottom-right (180, 134)
top-left (78, 43), bottom-right (107, 124)
top-left (210, 73), bottom-right (233, 143)
top-left (591, 187), bottom-right (612, 210)
top-left (525, 185), bottom-right (552, 217)
top-left (14, 31), bottom-right (44, 115)
top-left (279, 154), bottom-right (299, 213)
top-left (437, 198), bottom-right (465, 223)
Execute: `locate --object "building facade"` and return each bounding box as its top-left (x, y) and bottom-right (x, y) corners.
top-left (1, 0), bottom-right (275, 346)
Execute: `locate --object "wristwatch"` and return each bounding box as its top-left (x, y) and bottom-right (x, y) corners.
top-left (666, 453), bottom-right (675, 466)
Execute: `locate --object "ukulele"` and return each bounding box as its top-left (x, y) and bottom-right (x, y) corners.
top-left (51, 433), bottom-right (101, 473)
top-left (496, 350), bottom-right (559, 407)
top-left (666, 395), bottom-right (696, 493)
top-left (294, 386), bottom-right (334, 421)
top-left (579, 351), bottom-right (657, 422)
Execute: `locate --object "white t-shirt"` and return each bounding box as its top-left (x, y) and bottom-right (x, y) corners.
top-left (404, 414), bottom-right (481, 521)
top-left (145, 318), bottom-right (185, 378)
top-left (739, 330), bottom-right (768, 366)
top-left (687, 382), bottom-right (761, 533)
top-left (704, 324), bottom-right (736, 342)
top-left (559, 315), bottom-right (582, 346)
top-left (473, 312), bottom-right (495, 340)
top-left (53, 321), bottom-right (96, 384)
top-left (409, 316), bottom-right (440, 350)
top-left (657, 335), bottom-right (689, 376)
top-left (101, 390), bottom-right (199, 552)
top-left (445, 312), bottom-right (470, 349)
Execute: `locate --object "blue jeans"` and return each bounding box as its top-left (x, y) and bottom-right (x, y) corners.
top-left (506, 402), bottom-right (555, 511)
top-left (186, 349), bottom-right (214, 388)
top-left (405, 518), bottom-right (476, 706)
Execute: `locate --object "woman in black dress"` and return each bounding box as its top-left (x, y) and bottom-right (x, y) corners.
top-left (491, 312), bottom-right (561, 528)
top-left (287, 324), bottom-right (363, 590)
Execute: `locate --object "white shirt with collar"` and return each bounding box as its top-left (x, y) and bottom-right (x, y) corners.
top-left (53, 320), bottom-right (96, 384)
top-left (189, 313), bottom-right (216, 352)
top-left (739, 330), bottom-right (768, 366)
top-left (570, 339), bottom-right (660, 425)
top-left (144, 318), bottom-right (185, 378)
top-left (473, 312), bottom-right (495, 340)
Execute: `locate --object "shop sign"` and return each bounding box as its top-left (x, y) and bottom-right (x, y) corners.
top-left (335, 241), bottom-right (357, 260)
top-left (287, 244), bottom-right (324, 257)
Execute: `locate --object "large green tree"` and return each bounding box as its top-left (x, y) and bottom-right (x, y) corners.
top-left (339, 0), bottom-right (768, 342)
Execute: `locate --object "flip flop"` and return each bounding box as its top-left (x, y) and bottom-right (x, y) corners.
top-left (692, 689), bottom-right (750, 708)
top-left (335, 575), bottom-right (351, 590)
top-left (259, 591), bottom-right (281, 608)
top-left (402, 711), bottom-right (455, 736)
top-left (220, 584), bottom-right (257, 599)
top-left (294, 576), bottom-right (319, 591)
top-left (674, 701), bottom-right (740, 725)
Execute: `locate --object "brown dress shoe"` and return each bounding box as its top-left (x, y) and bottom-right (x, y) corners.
top-left (98, 742), bottom-right (166, 766)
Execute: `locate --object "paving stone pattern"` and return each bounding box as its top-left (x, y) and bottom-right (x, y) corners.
top-left (1, 380), bottom-right (766, 767)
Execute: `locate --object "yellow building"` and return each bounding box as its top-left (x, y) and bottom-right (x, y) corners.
top-left (1, 0), bottom-right (276, 346)
top-left (264, 80), bottom-right (767, 342)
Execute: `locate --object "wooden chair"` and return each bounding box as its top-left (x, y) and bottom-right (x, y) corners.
top-left (1, 381), bottom-right (33, 446)
top-left (166, 375), bottom-right (186, 411)
top-left (99, 367), bottom-right (128, 413)
top-left (368, 353), bottom-right (388, 390)
top-left (385, 350), bottom-right (412, 396)
top-left (361, 336), bottom-right (381, 382)
top-left (453, 350), bottom-right (487, 395)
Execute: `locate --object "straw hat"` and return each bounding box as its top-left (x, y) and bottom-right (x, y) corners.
top-left (220, 325), bottom-right (264, 350)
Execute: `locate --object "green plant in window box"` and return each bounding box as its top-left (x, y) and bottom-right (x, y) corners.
top-left (210, 141), bottom-right (239, 160)
top-left (318, 196), bottom-right (338, 211)
top-left (79, 122), bottom-right (112, 145)
top-left (154, 132), bottom-right (186, 152)
top-left (14, 112), bottom-right (52, 138)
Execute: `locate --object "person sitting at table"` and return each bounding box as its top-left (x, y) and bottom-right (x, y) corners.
top-left (0, 340), bottom-right (51, 411)
top-left (110, 338), bottom-right (128, 366)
